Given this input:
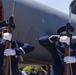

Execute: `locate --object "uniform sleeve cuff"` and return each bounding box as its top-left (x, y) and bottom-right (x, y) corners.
top-left (19, 47), bottom-right (25, 54)
top-left (48, 37), bottom-right (53, 43)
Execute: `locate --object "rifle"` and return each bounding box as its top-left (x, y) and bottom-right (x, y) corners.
top-left (4, 16), bottom-right (15, 75)
top-left (64, 1), bottom-right (75, 75)
top-left (4, 1), bottom-right (16, 75)
top-left (64, 22), bottom-right (72, 75)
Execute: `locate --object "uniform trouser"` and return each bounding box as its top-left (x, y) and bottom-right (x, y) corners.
top-left (8, 56), bottom-right (19, 75)
top-left (0, 56), bottom-right (19, 75)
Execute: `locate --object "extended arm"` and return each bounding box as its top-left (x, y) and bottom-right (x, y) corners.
top-left (2, 32), bottom-right (35, 56)
top-left (4, 42), bottom-right (35, 56)
top-left (38, 35), bottom-right (59, 53)
top-left (15, 41), bottom-right (35, 55)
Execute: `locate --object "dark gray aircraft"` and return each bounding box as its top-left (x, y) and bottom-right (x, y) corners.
top-left (1, 0), bottom-right (76, 65)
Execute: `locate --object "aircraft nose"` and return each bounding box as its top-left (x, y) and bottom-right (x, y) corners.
top-left (70, 0), bottom-right (76, 15)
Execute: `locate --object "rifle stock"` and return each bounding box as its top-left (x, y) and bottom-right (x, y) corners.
top-left (4, 28), bottom-right (12, 75)
top-left (65, 46), bottom-right (70, 75)
top-left (65, 23), bottom-right (71, 75)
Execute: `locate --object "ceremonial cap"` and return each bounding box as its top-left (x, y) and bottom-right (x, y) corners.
top-left (57, 22), bottom-right (74, 35)
top-left (0, 20), bottom-right (15, 31)
top-left (0, 21), bottom-right (8, 28)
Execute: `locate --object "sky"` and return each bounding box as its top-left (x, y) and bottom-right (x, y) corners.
top-left (35, 0), bottom-right (73, 14)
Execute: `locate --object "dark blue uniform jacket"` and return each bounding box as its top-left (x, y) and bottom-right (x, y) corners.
top-left (38, 36), bottom-right (76, 75)
top-left (0, 39), bottom-right (35, 75)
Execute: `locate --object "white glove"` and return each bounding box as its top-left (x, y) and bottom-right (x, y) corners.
top-left (64, 56), bottom-right (76, 64)
top-left (3, 32), bottom-right (12, 41)
top-left (59, 36), bottom-right (70, 45)
top-left (4, 49), bottom-right (16, 56)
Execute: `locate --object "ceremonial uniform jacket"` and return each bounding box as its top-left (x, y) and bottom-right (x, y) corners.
top-left (38, 36), bottom-right (76, 75)
top-left (0, 39), bottom-right (35, 75)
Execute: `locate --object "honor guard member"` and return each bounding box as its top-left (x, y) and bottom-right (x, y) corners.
top-left (0, 20), bottom-right (35, 75)
top-left (38, 23), bottom-right (76, 75)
